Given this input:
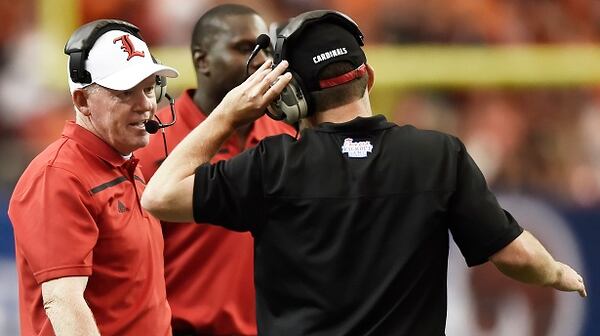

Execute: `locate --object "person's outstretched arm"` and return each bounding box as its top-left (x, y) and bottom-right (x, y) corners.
top-left (142, 60), bottom-right (291, 222)
top-left (489, 230), bottom-right (587, 297)
top-left (42, 276), bottom-right (101, 336)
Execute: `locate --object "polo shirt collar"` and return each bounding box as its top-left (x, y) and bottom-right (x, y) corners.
top-left (246, 114), bottom-right (288, 146)
top-left (62, 121), bottom-right (129, 167)
top-left (314, 115), bottom-right (394, 133)
top-left (178, 89), bottom-right (207, 127)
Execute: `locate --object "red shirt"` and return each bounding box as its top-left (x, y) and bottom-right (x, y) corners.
top-left (9, 122), bottom-right (171, 336)
top-left (136, 90), bottom-right (295, 335)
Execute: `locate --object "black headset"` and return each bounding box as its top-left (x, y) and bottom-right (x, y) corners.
top-left (64, 19), bottom-right (168, 104)
top-left (267, 10), bottom-right (364, 124)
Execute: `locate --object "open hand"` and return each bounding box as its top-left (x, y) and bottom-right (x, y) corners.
top-left (553, 261), bottom-right (587, 298)
top-left (215, 59), bottom-right (292, 129)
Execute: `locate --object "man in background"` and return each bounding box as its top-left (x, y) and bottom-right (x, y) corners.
top-left (136, 4), bottom-right (294, 335)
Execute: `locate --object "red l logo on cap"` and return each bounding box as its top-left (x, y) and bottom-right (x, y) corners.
top-left (113, 34), bottom-right (145, 60)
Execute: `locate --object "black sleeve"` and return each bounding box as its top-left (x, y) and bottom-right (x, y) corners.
top-left (447, 138), bottom-right (523, 267)
top-left (192, 146), bottom-right (264, 232)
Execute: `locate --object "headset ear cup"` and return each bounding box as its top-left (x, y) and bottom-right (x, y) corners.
top-left (288, 72), bottom-right (313, 120)
top-left (151, 54), bottom-right (168, 103)
top-left (267, 72), bottom-right (311, 125)
top-left (155, 75), bottom-right (167, 103)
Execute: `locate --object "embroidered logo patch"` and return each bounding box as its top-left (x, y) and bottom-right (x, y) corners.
top-left (117, 200), bottom-right (129, 213)
top-left (341, 138), bottom-right (373, 158)
top-left (113, 34), bottom-right (145, 60)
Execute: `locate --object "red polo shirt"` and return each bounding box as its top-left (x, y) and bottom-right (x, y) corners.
top-left (136, 89), bottom-right (294, 335)
top-left (9, 121), bottom-right (171, 336)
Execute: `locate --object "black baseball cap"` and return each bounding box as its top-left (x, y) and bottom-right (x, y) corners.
top-left (285, 21), bottom-right (367, 92)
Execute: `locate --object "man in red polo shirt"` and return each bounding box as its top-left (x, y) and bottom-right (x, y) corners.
top-left (136, 5), bottom-right (294, 336)
top-left (8, 20), bottom-right (178, 335)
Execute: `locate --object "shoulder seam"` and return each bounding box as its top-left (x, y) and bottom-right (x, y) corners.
top-left (47, 137), bottom-right (70, 167)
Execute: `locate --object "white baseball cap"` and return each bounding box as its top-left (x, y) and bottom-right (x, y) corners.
top-left (67, 29), bottom-right (178, 93)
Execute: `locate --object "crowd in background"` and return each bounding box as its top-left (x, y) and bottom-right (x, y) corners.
top-left (393, 88), bottom-right (600, 208)
top-left (73, 0), bottom-right (600, 45)
top-left (2, 0), bottom-right (600, 208)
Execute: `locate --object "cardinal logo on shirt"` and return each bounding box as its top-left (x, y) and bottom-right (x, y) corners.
top-left (117, 200), bottom-right (129, 213)
top-left (341, 138), bottom-right (373, 158)
top-left (113, 34), bottom-right (145, 60)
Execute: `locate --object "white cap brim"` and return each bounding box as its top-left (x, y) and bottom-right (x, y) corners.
top-left (95, 62), bottom-right (179, 91)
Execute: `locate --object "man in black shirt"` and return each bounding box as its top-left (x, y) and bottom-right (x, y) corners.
top-left (143, 10), bottom-right (587, 336)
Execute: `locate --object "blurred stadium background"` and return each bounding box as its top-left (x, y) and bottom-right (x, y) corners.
top-left (1, 0), bottom-right (599, 335)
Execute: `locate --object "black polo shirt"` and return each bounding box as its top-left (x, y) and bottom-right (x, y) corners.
top-left (193, 115), bottom-right (523, 336)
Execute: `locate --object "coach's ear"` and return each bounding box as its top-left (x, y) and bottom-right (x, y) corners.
top-left (72, 89), bottom-right (91, 116)
top-left (366, 63), bottom-right (375, 92)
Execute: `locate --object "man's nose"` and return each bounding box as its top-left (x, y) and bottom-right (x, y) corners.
top-left (135, 91), bottom-right (155, 113)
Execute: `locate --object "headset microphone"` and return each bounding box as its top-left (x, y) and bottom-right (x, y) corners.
top-left (144, 93), bottom-right (177, 134)
top-left (246, 34), bottom-right (271, 77)
top-left (144, 120), bottom-right (160, 134)
top-left (144, 93), bottom-right (177, 158)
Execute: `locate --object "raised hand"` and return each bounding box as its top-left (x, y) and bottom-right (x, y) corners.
top-left (215, 60), bottom-right (292, 129)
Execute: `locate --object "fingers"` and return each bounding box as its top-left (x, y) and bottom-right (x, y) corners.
top-left (269, 61), bottom-right (290, 80)
top-left (247, 59), bottom-right (273, 81)
top-left (248, 60), bottom-right (288, 88)
top-left (216, 60), bottom-right (292, 128)
top-left (244, 60), bottom-right (291, 105)
top-left (259, 66), bottom-right (292, 107)
top-left (577, 276), bottom-right (587, 298)
top-left (558, 262), bottom-right (587, 298)
top-left (265, 72), bottom-right (292, 102)
top-left (262, 61), bottom-right (291, 95)
top-left (572, 267), bottom-right (587, 298)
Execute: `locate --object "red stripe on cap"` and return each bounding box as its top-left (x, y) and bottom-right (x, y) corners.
top-left (319, 63), bottom-right (367, 89)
